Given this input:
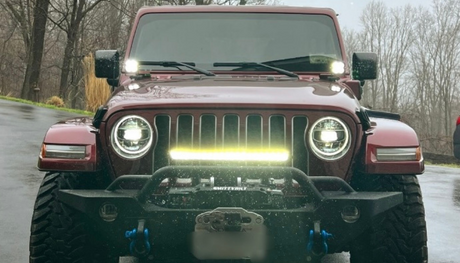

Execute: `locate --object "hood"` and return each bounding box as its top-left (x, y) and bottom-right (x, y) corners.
top-left (105, 78), bottom-right (361, 115)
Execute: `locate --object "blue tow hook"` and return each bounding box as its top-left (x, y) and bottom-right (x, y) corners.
top-left (307, 229), bottom-right (333, 255)
top-left (320, 230), bottom-right (333, 254)
top-left (125, 223), bottom-right (151, 257)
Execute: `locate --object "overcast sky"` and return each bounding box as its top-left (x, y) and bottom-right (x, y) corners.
top-left (280, 0), bottom-right (432, 29)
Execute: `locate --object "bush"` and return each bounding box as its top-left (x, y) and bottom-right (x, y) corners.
top-left (46, 96), bottom-right (65, 107)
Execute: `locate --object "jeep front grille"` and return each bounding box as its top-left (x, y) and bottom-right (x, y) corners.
top-left (153, 111), bottom-right (309, 173)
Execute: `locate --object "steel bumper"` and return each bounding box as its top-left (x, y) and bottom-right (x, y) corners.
top-left (59, 166), bottom-right (403, 258)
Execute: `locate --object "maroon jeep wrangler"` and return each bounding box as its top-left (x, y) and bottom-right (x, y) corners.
top-left (30, 6), bottom-right (428, 263)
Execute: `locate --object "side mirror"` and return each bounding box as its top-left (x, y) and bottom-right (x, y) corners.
top-left (352, 52), bottom-right (377, 80)
top-left (95, 50), bottom-right (120, 79)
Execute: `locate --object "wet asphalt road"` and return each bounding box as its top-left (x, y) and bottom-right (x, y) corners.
top-left (0, 98), bottom-right (459, 263)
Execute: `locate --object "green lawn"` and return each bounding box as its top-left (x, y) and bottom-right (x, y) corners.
top-left (0, 95), bottom-right (93, 116)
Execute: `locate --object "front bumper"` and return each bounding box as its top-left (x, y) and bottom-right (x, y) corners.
top-left (59, 166), bottom-right (402, 261)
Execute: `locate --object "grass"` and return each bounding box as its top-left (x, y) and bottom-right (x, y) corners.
top-left (0, 53), bottom-right (110, 116)
top-left (0, 95), bottom-right (94, 116)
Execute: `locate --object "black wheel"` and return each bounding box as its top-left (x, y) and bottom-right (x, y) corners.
top-left (29, 172), bottom-right (115, 263)
top-left (350, 174), bottom-right (428, 263)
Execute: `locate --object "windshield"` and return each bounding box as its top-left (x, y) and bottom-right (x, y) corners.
top-left (129, 13), bottom-right (343, 72)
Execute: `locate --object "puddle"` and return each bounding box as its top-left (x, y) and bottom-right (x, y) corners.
top-left (54, 112), bottom-right (78, 119)
top-left (16, 104), bottom-right (35, 120)
top-left (452, 179), bottom-right (460, 208)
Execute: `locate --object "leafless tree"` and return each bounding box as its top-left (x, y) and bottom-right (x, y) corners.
top-left (413, 0), bottom-right (460, 154)
top-left (1, 0), bottom-right (32, 59)
top-left (21, 0), bottom-right (50, 100)
top-left (0, 0), bottom-right (32, 96)
top-left (46, 0), bottom-right (105, 104)
top-left (342, 0), bottom-right (460, 154)
top-left (341, 28), bottom-right (361, 71)
top-left (359, 1), bottom-right (416, 112)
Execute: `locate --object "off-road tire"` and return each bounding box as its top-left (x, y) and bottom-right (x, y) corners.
top-left (350, 174), bottom-right (428, 263)
top-left (29, 172), bottom-right (114, 263)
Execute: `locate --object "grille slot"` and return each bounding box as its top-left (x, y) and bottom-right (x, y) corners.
top-left (177, 115), bottom-right (193, 147)
top-left (153, 112), bottom-right (308, 173)
top-left (246, 115), bottom-right (262, 147)
top-left (292, 116), bottom-right (309, 172)
top-left (223, 114), bottom-right (239, 147)
top-left (154, 115), bottom-right (171, 170)
top-left (269, 115), bottom-right (286, 148)
top-left (200, 114), bottom-right (216, 148)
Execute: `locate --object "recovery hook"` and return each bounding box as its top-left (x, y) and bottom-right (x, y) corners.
top-left (125, 219), bottom-right (151, 257)
top-left (306, 221), bottom-right (333, 256)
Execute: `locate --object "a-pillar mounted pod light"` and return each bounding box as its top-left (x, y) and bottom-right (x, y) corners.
top-left (330, 61), bottom-right (345, 75)
top-left (124, 59), bottom-right (139, 74)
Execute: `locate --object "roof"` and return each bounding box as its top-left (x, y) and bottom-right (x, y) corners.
top-left (136, 5), bottom-right (337, 17)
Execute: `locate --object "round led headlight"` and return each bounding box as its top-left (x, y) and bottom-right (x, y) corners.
top-left (111, 115), bottom-right (153, 159)
top-left (308, 117), bottom-right (351, 160)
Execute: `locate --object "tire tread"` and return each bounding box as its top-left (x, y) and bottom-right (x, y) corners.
top-left (29, 172), bottom-right (109, 263)
top-left (350, 174), bottom-right (428, 263)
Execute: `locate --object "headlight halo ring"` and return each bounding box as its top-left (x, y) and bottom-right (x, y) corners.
top-left (308, 116), bottom-right (351, 161)
top-left (111, 115), bottom-right (153, 159)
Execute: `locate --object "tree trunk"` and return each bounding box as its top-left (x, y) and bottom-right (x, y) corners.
top-left (58, 31), bottom-right (77, 100)
top-left (70, 16), bottom-right (86, 109)
top-left (58, 0), bottom-right (84, 101)
top-left (108, 1), bottom-right (123, 49)
top-left (21, 0), bottom-right (50, 101)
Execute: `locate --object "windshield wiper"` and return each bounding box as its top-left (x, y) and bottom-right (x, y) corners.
top-left (213, 62), bottom-right (299, 78)
top-left (138, 61), bottom-right (215, 76)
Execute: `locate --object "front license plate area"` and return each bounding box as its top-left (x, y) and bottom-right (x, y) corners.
top-left (191, 207), bottom-right (267, 260)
